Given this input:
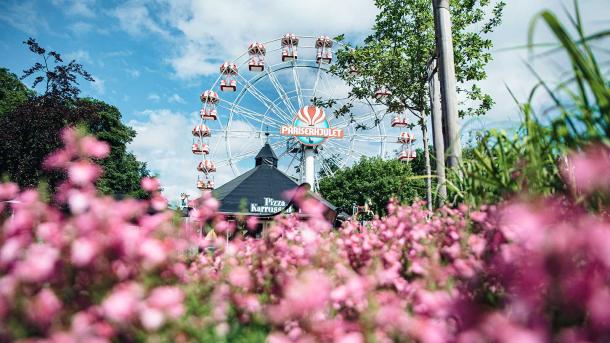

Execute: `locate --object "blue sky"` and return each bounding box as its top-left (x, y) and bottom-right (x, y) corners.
top-left (0, 0), bottom-right (608, 202)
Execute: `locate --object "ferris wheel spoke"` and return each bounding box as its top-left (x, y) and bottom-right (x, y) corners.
top-left (333, 109), bottom-right (384, 128)
top-left (284, 151), bottom-right (298, 175)
top-left (266, 67), bottom-right (298, 116)
top-left (219, 101), bottom-right (286, 129)
top-left (291, 61), bottom-right (305, 109)
top-left (311, 62), bottom-right (325, 99)
top-left (236, 74), bottom-right (294, 123)
top-left (317, 149), bottom-right (336, 177)
top-left (216, 140), bottom-right (285, 167)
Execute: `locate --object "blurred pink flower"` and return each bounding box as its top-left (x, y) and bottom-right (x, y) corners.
top-left (140, 306), bottom-right (165, 331)
top-left (246, 216), bottom-right (259, 231)
top-left (102, 283), bottom-right (143, 322)
top-left (0, 183), bottom-right (18, 200)
top-left (138, 239), bottom-right (167, 269)
top-left (141, 177), bottom-right (160, 192)
top-left (68, 161), bottom-right (101, 186)
top-left (228, 266), bottom-right (252, 290)
top-left (564, 146), bottom-right (610, 193)
top-left (71, 238), bottom-right (98, 267)
top-left (80, 136), bottom-right (110, 159)
top-left (146, 286), bottom-right (184, 319)
top-left (284, 270), bottom-right (331, 316)
top-left (28, 288), bottom-right (62, 326)
top-left (14, 244), bottom-right (59, 283)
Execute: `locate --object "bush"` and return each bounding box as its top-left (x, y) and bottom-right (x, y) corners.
top-left (2, 130), bottom-right (610, 341)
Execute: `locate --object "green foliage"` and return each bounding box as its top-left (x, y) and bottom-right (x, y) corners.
top-left (450, 1), bottom-right (610, 206)
top-left (333, 0), bottom-right (505, 119)
top-left (0, 68), bottom-right (32, 117)
top-left (0, 38), bottom-right (149, 198)
top-left (318, 156), bottom-right (424, 215)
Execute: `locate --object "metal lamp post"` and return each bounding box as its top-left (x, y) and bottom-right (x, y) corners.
top-left (433, 0), bottom-right (461, 168)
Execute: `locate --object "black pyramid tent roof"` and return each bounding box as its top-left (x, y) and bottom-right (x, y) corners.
top-left (212, 142), bottom-right (336, 217)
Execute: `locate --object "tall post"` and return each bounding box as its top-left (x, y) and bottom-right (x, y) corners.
top-left (303, 147), bottom-right (316, 189)
top-left (428, 58), bottom-right (447, 203)
top-left (433, 0), bottom-right (461, 168)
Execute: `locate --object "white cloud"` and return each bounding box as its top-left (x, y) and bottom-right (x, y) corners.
top-left (147, 93), bottom-right (161, 102)
top-left (128, 109), bottom-right (198, 202)
top-left (478, 0), bottom-right (609, 126)
top-left (168, 93), bottom-right (185, 104)
top-left (126, 68), bottom-right (141, 78)
top-left (69, 21), bottom-right (93, 35)
top-left (0, 1), bottom-right (49, 35)
top-left (91, 76), bottom-right (105, 95)
top-left (65, 49), bottom-right (92, 64)
top-left (111, 0), bottom-right (170, 39)
top-left (53, 0), bottom-right (96, 17)
top-left (111, 0), bottom-right (378, 79)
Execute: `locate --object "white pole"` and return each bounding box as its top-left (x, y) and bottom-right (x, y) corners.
top-left (428, 58), bottom-right (447, 203)
top-left (304, 147), bottom-right (316, 189)
top-left (433, 0), bottom-right (461, 168)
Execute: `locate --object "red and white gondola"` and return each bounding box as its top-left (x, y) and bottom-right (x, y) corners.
top-left (197, 160), bottom-right (217, 174)
top-left (281, 33), bottom-right (299, 62)
top-left (398, 150), bottom-right (417, 162)
top-left (374, 87), bottom-right (392, 101)
top-left (199, 108), bottom-right (218, 121)
top-left (192, 143), bottom-right (210, 155)
top-left (219, 62), bottom-right (238, 92)
top-left (315, 36), bottom-right (333, 64)
top-left (397, 132), bottom-right (416, 144)
top-left (200, 90), bottom-right (219, 104)
top-left (391, 115), bottom-right (409, 128)
top-left (192, 124), bottom-right (211, 137)
top-left (248, 42), bottom-right (266, 72)
top-left (196, 178), bottom-right (215, 191)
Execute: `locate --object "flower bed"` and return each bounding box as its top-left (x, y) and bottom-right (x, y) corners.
top-left (1, 131), bottom-right (610, 342)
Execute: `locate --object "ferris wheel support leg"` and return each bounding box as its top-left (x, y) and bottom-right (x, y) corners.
top-left (304, 147), bottom-right (316, 191)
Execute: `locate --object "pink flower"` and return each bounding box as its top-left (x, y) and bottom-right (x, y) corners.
top-left (138, 239), bottom-right (167, 269)
top-left (14, 244), bottom-right (59, 283)
top-left (228, 266), bottom-right (252, 290)
top-left (71, 238), bottom-right (98, 267)
top-left (140, 306), bottom-right (165, 331)
top-left (102, 283), bottom-right (143, 322)
top-left (43, 150), bottom-right (71, 169)
top-left (28, 288), bottom-right (62, 325)
top-left (564, 146), bottom-right (610, 193)
top-left (141, 177), bottom-right (160, 192)
top-left (0, 183), bottom-right (18, 201)
top-left (68, 190), bottom-right (91, 214)
top-left (151, 194), bottom-right (168, 211)
top-left (146, 286), bottom-right (184, 319)
top-left (284, 270), bottom-right (331, 316)
top-left (80, 136), bottom-right (110, 158)
top-left (0, 237), bottom-right (23, 266)
top-left (470, 211), bottom-right (487, 222)
top-left (68, 161), bottom-right (101, 186)
top-left (246, 216), bottom-right (259, 231)
top-left (337, 332), bottom-right (365, 343)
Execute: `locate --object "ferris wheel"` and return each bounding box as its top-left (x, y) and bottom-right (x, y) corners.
top-left (191, 34), bottom-right (418, 192)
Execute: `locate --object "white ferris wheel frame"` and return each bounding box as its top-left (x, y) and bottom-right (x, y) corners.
top-left (198, 35), bottom-right (395, 189)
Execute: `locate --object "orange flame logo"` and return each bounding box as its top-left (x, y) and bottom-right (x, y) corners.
top-left (296, 106), bottom-right (326, 126)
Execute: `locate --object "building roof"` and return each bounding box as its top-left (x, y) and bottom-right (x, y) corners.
top-left (254, 142), bottom-right (278, 167)
top-left (212, 143), bottom-right (336, 217)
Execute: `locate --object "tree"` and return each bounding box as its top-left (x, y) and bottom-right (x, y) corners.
top-left (0, 38), bottom-right (150, 198)
top-left (0, 68), bottom-right (33, 117)
top-left (318, 156), bottom-right (424, 215)
top-left (331, 0), bottom-right (505, 207)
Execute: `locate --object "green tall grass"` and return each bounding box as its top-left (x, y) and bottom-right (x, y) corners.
top-left (449, 0), bottom-right (610, 206)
